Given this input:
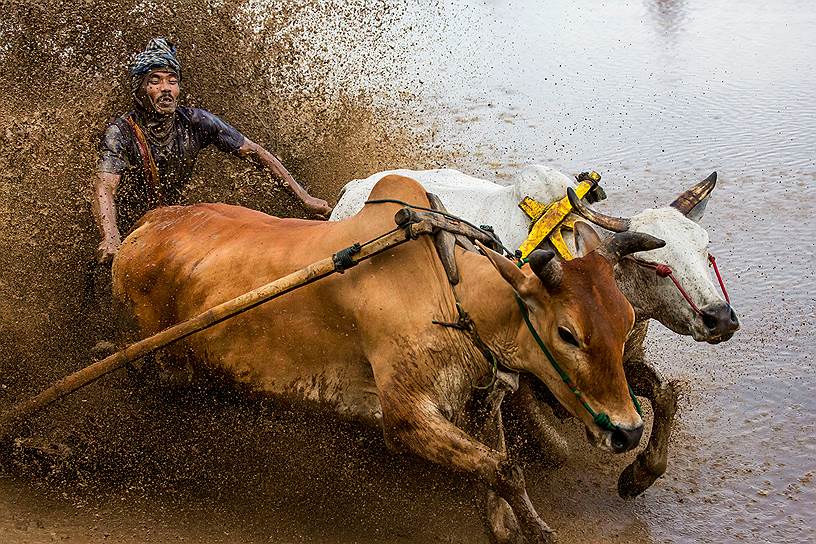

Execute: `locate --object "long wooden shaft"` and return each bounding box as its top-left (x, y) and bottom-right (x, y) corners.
top-left (0, 221), bottom-right (431, 437)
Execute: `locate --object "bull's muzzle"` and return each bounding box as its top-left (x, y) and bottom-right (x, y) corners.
top-left (610, 424), bottom-right (644, 454)
top-left (699, 301), bottom-right (740, 344)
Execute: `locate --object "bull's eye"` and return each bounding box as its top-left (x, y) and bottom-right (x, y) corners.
top-left (558, 326), bottom-right (580, 347)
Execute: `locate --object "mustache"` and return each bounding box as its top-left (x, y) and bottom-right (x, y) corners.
top-left (154, 92), bottom-right (176, 103)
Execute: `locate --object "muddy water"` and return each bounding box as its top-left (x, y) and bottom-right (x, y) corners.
top-left (1, 0), bottom-right (813, 543)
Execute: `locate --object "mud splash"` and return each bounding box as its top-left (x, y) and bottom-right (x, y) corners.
top-left (0, 2), bottom-right (457, 536)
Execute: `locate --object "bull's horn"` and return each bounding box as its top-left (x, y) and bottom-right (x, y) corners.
top-left (567, 187), bottom-right (630, 233)
top-left (670, 171), bottom-right (717, 216)
top-left (602, 232), bottom-right (666, 263)
top-left (528, 248), bottom-right (562, 289)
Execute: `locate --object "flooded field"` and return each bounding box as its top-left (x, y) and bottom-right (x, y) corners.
top-left (1, 0), bottom-right (813, 543)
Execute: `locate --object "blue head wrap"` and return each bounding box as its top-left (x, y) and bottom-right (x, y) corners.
top-left (129, 38), bottom-right (182, 95)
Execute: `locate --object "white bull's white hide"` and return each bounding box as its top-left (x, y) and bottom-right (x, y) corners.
top-left (330, 165), bottom-right (574, 251)
top-left (331, 165), bottom-right (732, 343)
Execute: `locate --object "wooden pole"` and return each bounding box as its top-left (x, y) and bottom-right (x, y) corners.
top-left (0, 220), bottom-right (432, 438)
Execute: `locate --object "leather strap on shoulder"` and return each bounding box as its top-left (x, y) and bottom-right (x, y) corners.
top-left (125, 115), bottom-right (164, 206)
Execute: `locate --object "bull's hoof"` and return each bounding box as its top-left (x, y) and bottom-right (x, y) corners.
top-left (485, 498), bottom-right (554, 544)
top-left (617, 456), bottom-right (666, 498)
top-left (485, 491), bottom-right (522, 544)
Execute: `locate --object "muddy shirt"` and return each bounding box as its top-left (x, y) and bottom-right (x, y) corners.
top-left (98, 107), bottom-right (245, 233)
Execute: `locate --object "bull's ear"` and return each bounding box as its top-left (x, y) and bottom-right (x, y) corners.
top-left (475, 241), bottom-right (528, 293)
top-left (573, 221), bottom-right (602, 257)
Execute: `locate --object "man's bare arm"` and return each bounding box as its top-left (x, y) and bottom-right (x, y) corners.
top-left (91, 172), bottom-right (123, 264)
top-left (237, 138), bottom-right (332, 217)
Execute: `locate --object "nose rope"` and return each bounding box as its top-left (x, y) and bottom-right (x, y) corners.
top-left (707, 254), bottom-right (730, 303)
top-left (629, 253), bottom-right (731, 316)
top-left (514, 258), bottom-right (641, 433)
top-left (632, 259), bottom-right (703, 315)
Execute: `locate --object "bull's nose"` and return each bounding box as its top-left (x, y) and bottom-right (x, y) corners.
top-left (611, 424), bottom-right (644, 453)
top-left (700, 303), bottom-right (740, 335)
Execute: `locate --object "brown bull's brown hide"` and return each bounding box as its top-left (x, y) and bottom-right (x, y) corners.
top-left (112, 174), bottom-right (641, 542)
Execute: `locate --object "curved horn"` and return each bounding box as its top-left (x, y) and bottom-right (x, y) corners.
top-left (567, 187), bottom-right (630, 233)
top-left (601, 232), bottom-right (666, 264)
top-left (527, 248), bottom-right (562, 289)
top-left (670, 171), bottom-right (717, 216)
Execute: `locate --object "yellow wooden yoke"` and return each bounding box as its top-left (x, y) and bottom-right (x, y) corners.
top-left (516, 171), bottom-right (602, 260)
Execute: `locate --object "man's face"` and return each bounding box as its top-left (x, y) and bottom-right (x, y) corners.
top-left (141, 70), bottom-right (180, 115)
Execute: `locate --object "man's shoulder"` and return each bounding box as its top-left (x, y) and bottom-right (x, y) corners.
top-left (178, 107), bottom-right (244, 150)
top-left (178, 106), bottom-right (221, 124)
top-left (102, 111), bottom-right (136, 139)
top-left (106, 110), bottom-right (137, 127)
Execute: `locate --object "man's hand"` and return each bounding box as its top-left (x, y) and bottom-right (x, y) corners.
top-left (301, 195), bottom-right (333, 218)
top-left (96, 235), bottom-right (122, 265)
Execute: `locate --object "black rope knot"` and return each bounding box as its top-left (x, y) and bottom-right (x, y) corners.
top-left (433, 303), bottom-right (517, 391)
top-left (333, 243), bottom-right (362, 273)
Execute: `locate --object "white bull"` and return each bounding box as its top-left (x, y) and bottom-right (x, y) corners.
top-left (331, 165), bottom-right (575, 251)
top-left (330, 164), bottom-right (740, 499)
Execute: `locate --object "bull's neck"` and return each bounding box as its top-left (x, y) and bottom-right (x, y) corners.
top-left (453, 251), bottom-right (524, 361)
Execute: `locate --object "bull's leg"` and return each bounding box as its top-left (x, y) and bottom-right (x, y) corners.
top-left (504, 377), bottom-right (570, 468)
top-left (466, 373), bottom-right (527, 544)
top-left (381, 392), bottom-right (554, 544)
top-left (484, 489), bottom-right (523, 544)
top-left (618, 356), bottom-right (679, 498)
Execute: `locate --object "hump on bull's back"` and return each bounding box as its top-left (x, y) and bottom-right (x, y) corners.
top-left (365, 174), bottom-right (430, 206)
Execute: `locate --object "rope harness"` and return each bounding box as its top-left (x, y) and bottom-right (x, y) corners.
top-left (630, 253), bottom-right (731, 316)
top-left (365, 197), bottom-right (517, 391)
top-left (432, 302), bottom-right (510, 390)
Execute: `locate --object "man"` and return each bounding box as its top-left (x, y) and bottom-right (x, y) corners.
top-left (92, 38), bottom-right (331, 264)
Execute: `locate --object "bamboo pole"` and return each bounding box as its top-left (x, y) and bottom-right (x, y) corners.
top-left (0, 220), bottom-right (432, 438)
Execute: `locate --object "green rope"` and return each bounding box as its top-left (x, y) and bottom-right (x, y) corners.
top-left (594, 412), bottom-right (613, 431)
top-left (513, 287), bottom-right (646, 433)
top-left (472, 350), bottom-right (498, 390)
top-left (629, 385), bottom-right (643, 416)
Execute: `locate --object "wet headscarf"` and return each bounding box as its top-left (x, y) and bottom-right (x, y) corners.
top-left (128, 38), bottom-right (182, 146)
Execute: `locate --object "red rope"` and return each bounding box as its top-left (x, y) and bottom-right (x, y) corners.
top-left (708, 254), bottom-right (730, 303)
top-left (630, 254), bottom-right (731, 315)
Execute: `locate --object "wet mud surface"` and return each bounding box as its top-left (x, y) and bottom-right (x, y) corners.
top-left (1, 0), bottom-right (814, 543)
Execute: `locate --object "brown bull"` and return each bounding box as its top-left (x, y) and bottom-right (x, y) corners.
top-left (113, 175), bottom-right (663, 543)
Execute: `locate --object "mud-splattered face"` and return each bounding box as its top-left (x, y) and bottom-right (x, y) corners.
top-left (139, 70), bottom-right (180, 115)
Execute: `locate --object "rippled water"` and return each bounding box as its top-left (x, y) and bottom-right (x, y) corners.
top-left (403, 1), bottom-right (815, 542)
